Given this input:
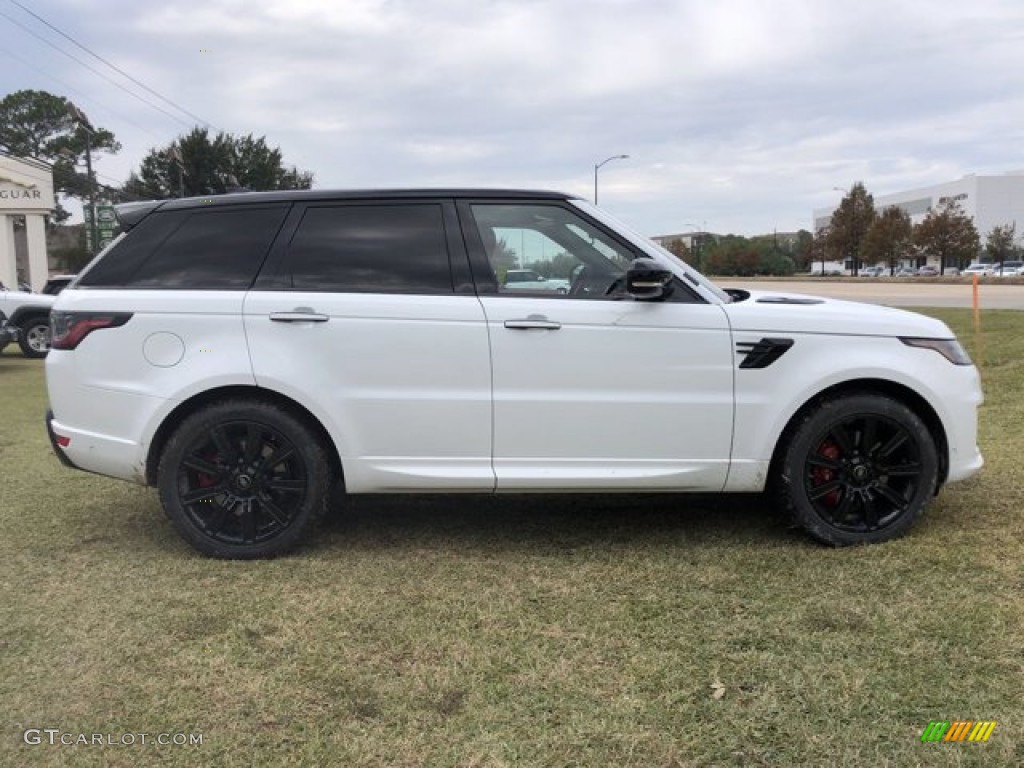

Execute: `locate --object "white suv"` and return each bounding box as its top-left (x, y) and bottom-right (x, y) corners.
top-left (45, 190), bottom-right (984, 558)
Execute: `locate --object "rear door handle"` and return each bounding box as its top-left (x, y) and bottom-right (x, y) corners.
top-left (504, 317), bottom-right (562, 331)
top-left (269, 311), bottom-right (329, 323)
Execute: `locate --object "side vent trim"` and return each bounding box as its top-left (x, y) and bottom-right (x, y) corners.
top-left (736, 337), bottom-right (794, 369)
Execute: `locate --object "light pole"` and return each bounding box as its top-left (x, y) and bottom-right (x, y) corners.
top-left (69, 106), bottom-right (98, 255)
top-left (594, 154), bottom-right (629, 204)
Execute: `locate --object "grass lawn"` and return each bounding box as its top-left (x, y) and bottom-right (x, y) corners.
top-left (1, 308), bottom-right (1021, 767)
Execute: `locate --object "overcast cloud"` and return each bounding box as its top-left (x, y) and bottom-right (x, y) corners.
top-left (2, 0), bottom-right (1022, 235)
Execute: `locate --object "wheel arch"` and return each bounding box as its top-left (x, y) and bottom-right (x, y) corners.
top-left (767, 378), bottom-right (950, 489)
top-left (10, 307), bottom-right (50, 327)
top-left (145, 385), bottom-right (344, 488)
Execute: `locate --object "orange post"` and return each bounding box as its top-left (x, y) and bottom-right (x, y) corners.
top-left (972, 274), bottom-right (984, 370)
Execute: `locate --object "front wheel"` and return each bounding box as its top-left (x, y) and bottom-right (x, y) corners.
top-left (157, 400), bottom-right (332, 558)
top-left (774, 393), bottom-right (939, 546)
top-left (18, 317), bottom-right (51, 358)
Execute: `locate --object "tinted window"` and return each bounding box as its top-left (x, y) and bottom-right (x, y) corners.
top-left (124, 206), bottom-right (288, 289)
top-left (286, 204), bottom-right (452, 293)
top-left (77, 210), bottom-right (186, 287)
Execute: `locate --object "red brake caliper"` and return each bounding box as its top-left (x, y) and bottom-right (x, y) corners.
top-left (812, 440), bottom-right (842, 507)
top-left (196, 453), bottom-right (220, 488)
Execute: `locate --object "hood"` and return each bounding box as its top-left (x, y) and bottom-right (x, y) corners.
top-left (722, 289), bottom-right (955, 339)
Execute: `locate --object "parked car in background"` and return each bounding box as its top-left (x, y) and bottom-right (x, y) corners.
top-left (502, 269), bottom-right (570, 293)
top-left (993, 260), bottom-right (1024, 277)
top-left (894, 267), bottom-right (917, 277)
top-left (860, 266), bottom-right (885, 277)
top-left (0, 280), bottom-right (56, 358)
top-left (916, 266), bottom-right (940, 277)
top-left (963, 263), bottom-right (994, 277)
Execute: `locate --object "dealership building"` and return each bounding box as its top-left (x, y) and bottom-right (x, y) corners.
top-left (813, 171), bottom-right (1024, 267)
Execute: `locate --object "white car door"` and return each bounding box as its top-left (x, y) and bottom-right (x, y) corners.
top-left (244, 199), bottom-right (494, 493)
top-left (458, 200), bottom-right (735, 491)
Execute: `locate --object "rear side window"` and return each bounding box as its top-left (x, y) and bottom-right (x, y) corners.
top-left (78, 206), bottom-right (288, 289)
top-left (285, 204), bottom-right (453, 293)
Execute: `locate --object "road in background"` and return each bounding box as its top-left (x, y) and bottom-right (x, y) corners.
top-left (719, 280), bottom-right (1024, 310)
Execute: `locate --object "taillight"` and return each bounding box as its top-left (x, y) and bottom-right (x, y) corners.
top-left (50, 311), bottom-right (132, 350)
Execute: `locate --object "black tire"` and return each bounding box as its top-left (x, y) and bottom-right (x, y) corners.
top-left (774, 393), bottom-right (939, 546)
top-left (18, 316), bottom-right (50, 358)
top-left (157, 400), bottom-right (332, 558)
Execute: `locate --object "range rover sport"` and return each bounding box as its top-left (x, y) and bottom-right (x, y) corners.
top-left (45, 189), bottom-right (983, 558)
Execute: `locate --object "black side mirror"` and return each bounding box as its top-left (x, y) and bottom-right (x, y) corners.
top-left (625, 258), bottom-right (674, 301)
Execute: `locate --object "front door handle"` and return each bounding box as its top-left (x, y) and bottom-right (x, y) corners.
top-left (269, 311), bottom-right (329, 323)
top-left (504, 316), bottom-right (562, 331)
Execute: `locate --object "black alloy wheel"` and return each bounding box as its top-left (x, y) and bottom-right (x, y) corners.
top-left (777, 393), bottom-right (939, 546)
top-left (158, 400), bottom-right (331, 558)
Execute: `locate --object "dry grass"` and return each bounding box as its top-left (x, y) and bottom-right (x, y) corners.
top-left (1, 308), bottom-right (1021, 766)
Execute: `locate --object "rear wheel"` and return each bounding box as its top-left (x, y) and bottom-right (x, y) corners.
top-left (18, 316), bottom-right (50, 358)
top-left (157, 400), bottom-right (332, 558)
top-left (775, 393), bottom-right (939, 546)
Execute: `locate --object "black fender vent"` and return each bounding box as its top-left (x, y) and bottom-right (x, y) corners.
top-left (756, 296), bottom-right (824, 305)
top-left (736, 337), bottom-right (794, 369)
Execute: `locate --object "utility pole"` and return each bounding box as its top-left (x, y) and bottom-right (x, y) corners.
top-left (69, 106), bottom-right (98, 255)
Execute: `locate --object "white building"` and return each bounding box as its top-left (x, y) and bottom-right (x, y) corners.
top-left (813, 171), bottom-right (1024, 267)
top-left (1, 154), bottom-right (55, 291)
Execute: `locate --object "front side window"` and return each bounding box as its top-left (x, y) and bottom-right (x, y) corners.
top-left (470, 204), bottom-right (635, 299)
top-left (286, 204), bottom-right (453, 294)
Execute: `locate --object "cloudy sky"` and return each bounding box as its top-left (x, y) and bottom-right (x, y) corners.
top-left (2, 0), bottom-right (1022, 236)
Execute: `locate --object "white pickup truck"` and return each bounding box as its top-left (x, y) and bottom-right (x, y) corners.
top-left (502, 268), bottom-right (571, 293)
top-left (0, 282), bottom-right (56, 357)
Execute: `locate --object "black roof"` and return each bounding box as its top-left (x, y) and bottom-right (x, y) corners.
top-left (115, 188), bottom-right (576, 230)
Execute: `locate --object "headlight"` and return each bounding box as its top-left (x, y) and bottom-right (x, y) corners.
top-left (900, 337), bottom-right (973, 365)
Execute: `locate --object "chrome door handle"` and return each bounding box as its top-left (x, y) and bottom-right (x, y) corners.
top-left (269, 312), bottom-right (329, 323)
top-left (504, 318), bottom-right (562, 330)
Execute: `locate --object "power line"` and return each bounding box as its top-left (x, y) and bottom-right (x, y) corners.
top-left (0, 9), bottom-right (193, 130)
top-left (0, 47), bottom-right (167, 141)
top-left (7, 0), bottom-right (221, 133)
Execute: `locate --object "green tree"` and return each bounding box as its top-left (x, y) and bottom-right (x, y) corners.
top-left (913, 199), bottom-right (980, 274)
top-left (827, 182), bottom-right (876, 275)
top-left (0, 89), bottom-right (120, 221)
top-left (862, 205), bottom-right (913, 275)
top-left (760, 250), bottom-right (796, 276)
top-left (985, 224), bottom-right (1017, 269)
top-left (124, 127), bottom-right (313, 199)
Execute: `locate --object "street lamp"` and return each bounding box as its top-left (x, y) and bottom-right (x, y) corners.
top-left (68, 106), bottom-right (98, 255)
top-left (594, 154), bottom-right (629, 204)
